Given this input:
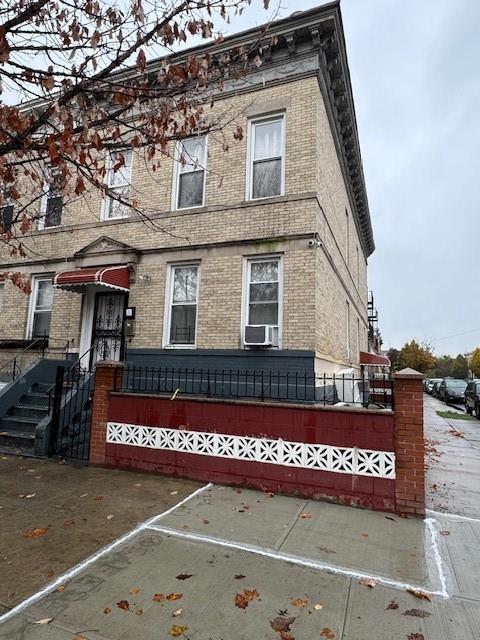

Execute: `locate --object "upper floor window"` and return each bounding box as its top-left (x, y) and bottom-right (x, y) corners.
top-left (103, 149), bottom-right (133, 220)
top-left (173, 136), bottom-right (207, 210)
top-left (346, 299), bottom-right (351, 361)
top-left (244, 257), bottom-right (281, 346)
top-left (0, 203), bottom-right (13, 233)
top-left (165, 264), bottom-right (199, 347)
top-left (28, 277), bottom-right (53, 338)
top-left (0, 282), bottom-right (4, 312)
top-left (247, 114), bottom-right (285, 200)
top-left (38, 172), bottom-right (64, 229)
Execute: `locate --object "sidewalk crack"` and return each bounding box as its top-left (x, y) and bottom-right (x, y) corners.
top-left (275, 499), bottom-right (309, 551)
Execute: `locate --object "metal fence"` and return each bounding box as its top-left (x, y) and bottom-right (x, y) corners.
top-left (116, 365), bottom-right (394, 409)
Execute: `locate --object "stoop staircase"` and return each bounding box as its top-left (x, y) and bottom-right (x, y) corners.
top-left (0, 382), bottom-right (51, 455)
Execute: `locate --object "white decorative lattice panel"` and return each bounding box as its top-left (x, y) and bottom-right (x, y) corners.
top-left (106, 422), bottom-right (395, 479)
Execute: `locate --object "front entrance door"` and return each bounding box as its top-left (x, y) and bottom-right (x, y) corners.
top-left (91, 292), bottom-right (127, 365)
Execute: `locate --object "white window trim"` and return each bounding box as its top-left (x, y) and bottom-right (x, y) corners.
top-left (162, 262), bottom-right (200, 349)
top-left (38, 176), bottom-right (62, 231)
top-left (346, 300), bottom-right (351, 362)
top-left (246, 113), bottom-right (286, 202)
top-left (241, 254), bottom-right (283, 349)
top-left (26, 276), bottom-right (53, 339)
top-left (101, 149), bottom-right (133, 221)
top-left (171, 136), bottom-right (208, 211)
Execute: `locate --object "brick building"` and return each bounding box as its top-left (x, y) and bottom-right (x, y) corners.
top-left (0, 3), bottom-right (376, 377)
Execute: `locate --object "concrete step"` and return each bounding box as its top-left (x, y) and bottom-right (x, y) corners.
top-left (10, 404), bottom-right (49, 421)
top-left (20, 393), bottom-right (50, 407)
top-left (30, 382), bottom-right (52, 395)
top-left (0, 416), bottom-right (38, 433)
top-left (0, 430), bottom-right (35, 454)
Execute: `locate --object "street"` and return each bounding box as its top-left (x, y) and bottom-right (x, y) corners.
top-left (0, 396), bottom-right (480, 639)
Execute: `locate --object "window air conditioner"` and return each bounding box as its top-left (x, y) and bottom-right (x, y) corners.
top-left (244, 325), bottom-right (275, 347)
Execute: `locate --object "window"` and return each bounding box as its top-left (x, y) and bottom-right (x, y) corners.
top-left (248, 115), bottom-right (285, 200)
top-left (0, 203), bottom-right (13, 233)
top-left (166, 264), bottom-right (199, 346)
top-left (356, 245), bottom-right (359, 287)
top-left (345, 209), bottom-right (350, 265)
top-left (346, 300), bottom-right (351, 361)
top-left (173, 136), bottom-right (207, 209)
top-left (103, 149), bottom-right (133, 219)
top-left (0, 282), bottom-right (4, 312)
top-left (28, 277), bottom-right (53, 338)
top-left (245, 257), bottom-right (281, 346)
top-left (39, 172), bottom-right (64, 229)
top-left (357, 317), bottom-right (360, 361)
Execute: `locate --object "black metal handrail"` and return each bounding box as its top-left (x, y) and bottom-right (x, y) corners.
top-left (0, 335), bottom-right (47, 381)
top-left (47, 341), bottom-right (98, 414)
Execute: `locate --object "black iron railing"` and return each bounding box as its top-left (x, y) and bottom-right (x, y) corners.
top-left (116, 365), bottom-right (394, 409)
top-left (0, 335), bottom-right (48, 382)
top-left (49, 343), bottom-right (96, 460)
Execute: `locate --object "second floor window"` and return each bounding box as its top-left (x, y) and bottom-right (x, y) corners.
top-left (28, 277), bottom-right (53, 338)
top-left (166, 264), bottom-right (199, 346)
top-left (103, 149), bottom-right (133, 220)
top-left (174, 136), bottom-right (207, 209)
top-left (39, 173), bottom-right (63, 229)
top-left (248, 114), bottom-right (285, 200)
top-left (0, 203), bottom-right (13, 233)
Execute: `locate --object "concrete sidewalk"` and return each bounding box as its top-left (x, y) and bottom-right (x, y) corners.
top-left (1, 482), bottom-right (479, 639)
top-left (1, 395), bottom-right (480, 639)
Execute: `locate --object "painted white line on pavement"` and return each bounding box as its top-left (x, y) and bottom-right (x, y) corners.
top-left (0, 482), bottom-right (213, 626)
top-left (426, 509), bottom-right (480, 523)
top-left (425, 518), bottom-right (449, 597)
top-left (146, 523), bottom-right (449, 599)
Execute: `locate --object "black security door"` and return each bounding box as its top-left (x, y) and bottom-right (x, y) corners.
top-left (91, 292), bottom-right (127, 364)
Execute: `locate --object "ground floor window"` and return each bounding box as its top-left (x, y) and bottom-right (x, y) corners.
top-left (28, 277), bottom-right (53, 338)
top-left (166, 264), bottom-right (199, 346)
top-left (244, 256), bottom-right (281, 346)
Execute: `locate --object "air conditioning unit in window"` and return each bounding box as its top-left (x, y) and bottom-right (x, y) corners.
top-left (244, 325), bottom-right (275, 347)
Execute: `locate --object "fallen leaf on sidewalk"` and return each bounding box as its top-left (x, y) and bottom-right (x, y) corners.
top-left (135, 608), bottom-right (143, 616)
top-left (385, 516), bottom-right (396, 522)
top-left (448, 429), bottom-right (464, 438)
top-left (265, 491), bottom-right (275, 497)
top-left (320, 628), bottom-right (336, 639)
top-left (116, 600), bottom-right (130, 611)
top-left (234, 574), bottom-right (246, 580)
top-left (106, 514), bottom-right (114, 520)
top-left (73, 635), bottom-right (86, 640)
top-left (170, 490), bottom-right (178, 496)
top-left (202, 519), bottom-right (210, 524)
top-left (299, 512), bottom-right (312, 519)
top-left (94, 495), bottom-right (104, 501)
top-left (361, 533), bottom-right (369, 538)
top-left (103, 607), bottom-right (112, 614)
top-left (406, 589), bottom-right (432, 602)
top-left (176, 573), bottom-right (192, 581)
top-left (80, 493), bottom-right (88, 498)
top-left (63, 520), bottom-right (74, 527)
top-left (359, 578), bottom-right (377, 588)
top-left (407, 634), bottom-right (425, 640)
top-left (169, 624), bottom-right (188, 637)
top-left (56, 585), bottom-right (65, 592)
top-left (173, 607), bottom-right (183, 617)
top-left (166, 593), bottom-right (183, 601)
top-left (235, 588), bottom-right (260, 609)
top-left (18, 493), bottom-right (36, 499)
top-left (386, 601), bottom-right (399, 610)
top-left (314, 604), bottom-right (323, 610)
top-left (318, 547), bottom-right (336, 554)
top-left (270, 616), bottom-right (296, 633)
top-left (33, 618), bottom-right (53, 625)
top-left (290, 597), bottom-right (308, 608)
top-left (153, 593), bottom-right (165, 602)
top-left (129, 587), bottom-right (140, 594)
top-left (403, 609), bottom-right (431, 618)
top-left (439, 530), bottom-right (450, 536)
top-left (23, 527), bottom-right (48, 539)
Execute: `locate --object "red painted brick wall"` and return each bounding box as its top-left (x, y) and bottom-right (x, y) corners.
top-left (102, 391), bottom-right (396, 512)
top-left (89, 361), bottom-right (124, 466)
top-left (393, 370), bottom-right (425, 516)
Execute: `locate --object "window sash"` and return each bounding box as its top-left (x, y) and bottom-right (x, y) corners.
top-left (174, 136), bottom-right (206, 209)
top-left (167, 265), bottom-right (199, 346)
top-left (39, 174), bottom-right (63, 229)
top-left (248, 115), bottom-right (284, 200)
top-left (104, 150), bottom-right (133, 219)
top-left (247, 259), bottom-right (280, 327)
top-left (0, 204), bottom-right (13, 232)
top-left (28, 278), bottom-right (53, 338)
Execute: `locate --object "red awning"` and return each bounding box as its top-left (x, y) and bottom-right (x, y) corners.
top-left (54, 265), bottom-right (130, 292)
top-left (359, 351), bottom-right (391, 367)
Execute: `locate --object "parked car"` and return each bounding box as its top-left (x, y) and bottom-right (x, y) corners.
top-left (465, 380), bottom-right (480, 418)
top-left (438, 379), bottom-right (467, 403)
top-left (427, 378), bottom-right (442, 394)
top-left (431, 381), bottom-right (442, 398)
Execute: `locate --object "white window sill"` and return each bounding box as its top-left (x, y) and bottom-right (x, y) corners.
top-left (162, 344), bottom-right (197, 350)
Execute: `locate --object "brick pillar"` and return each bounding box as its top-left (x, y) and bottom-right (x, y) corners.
top-left (393, 368), bottom-right (425, 516)
top-left (89, 361), bottom-right (124, 465)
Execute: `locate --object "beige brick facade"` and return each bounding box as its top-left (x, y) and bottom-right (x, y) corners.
top-left (0, 16), bottom-right (374, 375)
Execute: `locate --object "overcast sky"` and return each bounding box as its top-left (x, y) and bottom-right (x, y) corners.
top-left (234, 0), bottom-right (479, 357)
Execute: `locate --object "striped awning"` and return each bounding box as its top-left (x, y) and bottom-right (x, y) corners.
top-left (54, 265), bottom-right (130, 292)
top-left (359, 351), bottom-right (391, 367)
